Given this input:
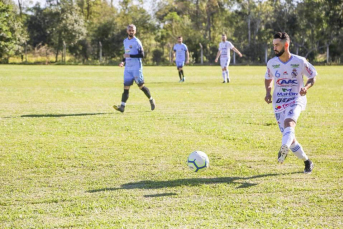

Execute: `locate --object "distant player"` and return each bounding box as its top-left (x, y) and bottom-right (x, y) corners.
top-left (265, 32), bottom-right (316, 173)
top-left (113, 24), bottom-right (155, 113)
top-left (173, 36), bottom-right (189, 82)
top-left (215, 34), bottom-right (242, 83)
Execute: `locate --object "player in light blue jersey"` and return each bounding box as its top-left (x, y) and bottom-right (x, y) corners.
top-left (173, 36), bottom-right (189, 82)
top-left (113, 24), bottom-right (155, 113)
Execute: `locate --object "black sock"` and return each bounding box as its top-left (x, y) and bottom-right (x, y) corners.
top-left (178, 71), bottom-right (182, 80)
top-left (181, 70), bottom-right (184, 78)
top-left (121, 89), bottom-right (129, 105)
top-left (141, 86), bottom-right (151, 99)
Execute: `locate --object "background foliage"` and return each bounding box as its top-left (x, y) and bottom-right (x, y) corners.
top-left (1, 0), bottom-right (342, 64)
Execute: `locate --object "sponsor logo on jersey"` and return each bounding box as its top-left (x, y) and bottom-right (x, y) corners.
top-left (277, 92), bottom-right (298, 97)
top-left (276, 78), bottom-right (298, 87)
top-left (129, 45), bottom-right (132, 49)
top-left (274, 101), bottom-right (296, 111)
top-left (288, 109), bottom-right (294, 115)
top-left (283, 71), bottom-right (288, 75)
top-left (272, 64), bottom-right (280, 69)
top-left (291, 69), bottom-right (298, 78)
top-left (282, 88), bottom-right (292, 92)
top-left (276, 97), bottom-right (296, 103)
top-left (291, 64), bottom-right (299, 68)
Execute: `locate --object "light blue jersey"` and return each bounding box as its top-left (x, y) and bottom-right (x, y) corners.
top-left (124, 37), bottom-right (143, 70)
top-left (173, 43), bottom-right (188, 62)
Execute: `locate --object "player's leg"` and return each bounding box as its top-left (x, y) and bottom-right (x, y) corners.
top-left (179, 62), bottom-right (185, 81)
top-left (285, 105), bottom-right (314, 173)
top-left (226, 60), bottom-right (230, 82)
top-left (135, 70), bottom-right (155, 111)
top-left (220, 60), bottom-right (226, 83)
top-left (113, 70), bottom-right (133, 113)
top-left (177, 66), bottom-right (182, 81)
top-left (275, 111), bottom-right (289, 163)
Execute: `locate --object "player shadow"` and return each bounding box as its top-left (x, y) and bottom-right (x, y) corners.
top-left (87, 173), bottom-right (289, 193)
top-left (19, 112), bottom-right (110, 118)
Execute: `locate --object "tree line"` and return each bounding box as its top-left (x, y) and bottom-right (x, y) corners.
top-left (0, 0), bottom-right (342, 64)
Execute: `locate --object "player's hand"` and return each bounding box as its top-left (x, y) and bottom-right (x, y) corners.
top-left (215, 59), bottom-right (218, 63)
top-left (123, 54), bottom-right (130, 58)
top-left (300, 87), bottom-right (307, 96)
top-left (239, 53), bottom-right (243, 58)
top-left (119, 62), bottom-right (124, 67)
top-left (265, 93), bottom-right (272, 104)
top-left (186, 60), bottom-right (189, 64)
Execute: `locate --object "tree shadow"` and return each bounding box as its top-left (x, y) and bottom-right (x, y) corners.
top-left (87, 173), bottom-right (284, 193)
top-left (144, 193), bottom-right (178, 198)
top-left (19, 112), bottom-right (111, 118)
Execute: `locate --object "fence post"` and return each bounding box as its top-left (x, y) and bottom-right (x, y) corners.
top-left (199, 43), bottom-right (203, 64)
top-left (99, 41), bottom-right (102, 63)
top-left (326, 44), bottom-right (329, 64)
top-left (24, 41), bottom-right (27, 63)
top-left (265, 46), bottom-right (268, 63)
top-left (169, 44), bottom-right (172, 63)
top-left (63, 41), bottom-right (66, 63)
top-left (233, 51), bottom-right (236, 65)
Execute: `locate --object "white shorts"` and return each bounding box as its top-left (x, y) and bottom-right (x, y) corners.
top-left (275, 104), bottom-right (302, 133)
top-left (220, 58), bottom-right (230, 69)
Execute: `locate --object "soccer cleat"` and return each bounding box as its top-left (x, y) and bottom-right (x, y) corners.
top-left (278, 144), bottom-right (289, 164)
top-left (182, 77), bottom-right (185, 82)
top-left (304, 160), bottom-right (314, 174)
top-left (227, 78), bottom-right (230, 83)
top-left (179, 79), bottom-right (183, 82)
top-left (113, 104), bottom-right (125, 113)
top-left (149, 99), bottom-right (155, 111)
top-left (222, 81), bottom-right (226, 83)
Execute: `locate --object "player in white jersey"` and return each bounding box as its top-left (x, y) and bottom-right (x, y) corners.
top-left (265, 32), bottom-right (316, 173)
top-left (173, 36), bottom-right (189, 82)
top-left (215, 34), bottom-right (242, 83)
top-left (113, 24), bottom-right (155, 113)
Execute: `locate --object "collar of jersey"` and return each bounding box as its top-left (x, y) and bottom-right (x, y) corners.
top-left (277, 55), bottom-right (293, 64)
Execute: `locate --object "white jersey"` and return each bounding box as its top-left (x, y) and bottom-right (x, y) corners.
top-left (219, 41), bottom-right (234, 59)
top-left (265, 54), bottom-right (317, 113)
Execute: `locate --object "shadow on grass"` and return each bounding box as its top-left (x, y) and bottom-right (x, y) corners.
top-left (19, 112), bottom-right (111, 118)
top-left (87, 173), bottom-right (284, 193)
top-left (144, 193), bottom-right (178, 198)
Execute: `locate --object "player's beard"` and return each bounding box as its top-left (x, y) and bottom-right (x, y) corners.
top-left (275, 47), bottom-right (285, 57)
top-left (128, 34), bottom-right (133, 38)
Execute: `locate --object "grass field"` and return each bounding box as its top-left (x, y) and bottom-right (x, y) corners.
top-left (0, 65), bottom-right (342, 228)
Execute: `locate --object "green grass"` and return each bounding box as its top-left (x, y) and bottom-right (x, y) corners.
top-left (0, 65), bottom-right (342, 228)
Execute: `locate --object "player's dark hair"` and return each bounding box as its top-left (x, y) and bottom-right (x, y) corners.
top-left (274, 32), bottom-right (290, 43)
top-left (177, 36), bottom-right (182, 39)
top-left (222, 33), bottom-right (226, 36)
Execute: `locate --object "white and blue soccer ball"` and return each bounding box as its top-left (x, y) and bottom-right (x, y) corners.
top-left (187, 151), bottom-right (209, 172)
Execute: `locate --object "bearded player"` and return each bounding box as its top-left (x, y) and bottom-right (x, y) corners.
top-left (265, 32), bottom-right (316, 173)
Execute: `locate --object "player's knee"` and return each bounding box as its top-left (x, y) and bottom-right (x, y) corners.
top-left (284, 118), bottom-right (296, 128)
top-left (138, 83), bottom-right (144, 88)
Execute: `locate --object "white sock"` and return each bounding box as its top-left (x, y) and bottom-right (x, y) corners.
top-left (226, 70), bottom-right (229, 81)
top-left (282, 127), bottom-right (295, 148)
top-left (222, 71), bottom-right (226, 81)
top-left (290, 141), bottom-right (308, 161)
top-left (121, 102), bottom-right (126, 106)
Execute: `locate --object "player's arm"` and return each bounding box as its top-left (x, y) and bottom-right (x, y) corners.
top-left (124, 48), bottom-right (144, 59)
top-left (186, 50), bottom-right (189, 64)
top-left (300, 77), bottom-right (316, 96)
top-left (265, 78), bottom-right (273, 104)
top-left (232, 47), bottom-right (242, 57)
top-left (119, 58), bottom-right (125, 67)
top-left (172, 49), bottom-right (176, 62)
top-left (215, 50), bottom-right (221, 63)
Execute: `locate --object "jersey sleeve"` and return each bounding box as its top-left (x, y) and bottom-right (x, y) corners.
top-left (184, 44), bottom-right (188, 51)
top-left (228, 41), bottom-right (234, 49)
top-left (265, 62), bottom-right (273, 80)
top-left (301, 59), bottom-right (317, 79)
top-left (136, 39), bottom-right (143, 52)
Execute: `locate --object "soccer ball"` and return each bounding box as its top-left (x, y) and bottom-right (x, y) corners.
top-left (187, 151), bottom-right (209, 172)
